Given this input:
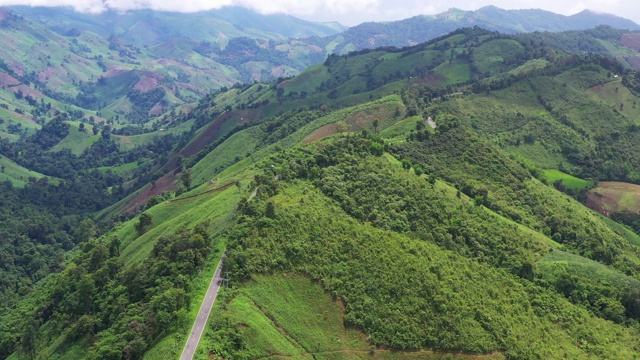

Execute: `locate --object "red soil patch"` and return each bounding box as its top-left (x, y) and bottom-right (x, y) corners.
top-left (124, 168), bottom-right (179, 214)
top-left (271, 66), bottom-right (287, 78)
top-left (123, 108), bottom-right (257, 213)
top-left (102, 69), bottom-right (130, 78)
top-left (585, 190), bottom-right (615, 216)
top-left (587, 83), bottom-right (606, 95)
top-left (157, 59), bottom-right (179, 66)
top-left (163, 110), bottom-right (256, 171)
top-left (415, 73), bottom-right (446, 85)
top-left (622, 34), bottom-right (640, 52)
top-left (10, 61), bottom-right (24, 76)
top-left (304, 104), bottom-right (397, 144)
top-left (10, 84), bottom-right (43, 99)
top-left (627, 57), bottom-right (640, 68)
top-left (133, 77), bottom-right (159, 92)
top-left (304, 123), bottom-right (338, 144)
top-left (38, 67), bottom-right (58, 83)
top-left (307, 44), bottom-right (323, 53)
top-left (177, 82), bottom-right (207, 94)
top-left (0, 9), bottom-right (10, 21)
top-left (0, 72), bottom-right (20, 87)
top-left (585, 181), bottom-right (640, 216)
top-left (149, 101), bottom-right (166, 116)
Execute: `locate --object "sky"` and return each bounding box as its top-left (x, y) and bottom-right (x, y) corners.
top-left (0, 0), bottom-right (635, 26)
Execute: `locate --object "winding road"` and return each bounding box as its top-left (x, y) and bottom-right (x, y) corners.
top-left (179, 256), bottom-right (224, 360)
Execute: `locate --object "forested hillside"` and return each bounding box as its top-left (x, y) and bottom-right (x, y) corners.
top-left (6, 13), bottom-right (640, 360)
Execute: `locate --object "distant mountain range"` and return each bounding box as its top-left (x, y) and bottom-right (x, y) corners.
top-left (307, 6), bottom-right (640, 54)
top-left (8, 6), bottom-right (346, 45)
top-left (0, 4), bottom-right (639, 133)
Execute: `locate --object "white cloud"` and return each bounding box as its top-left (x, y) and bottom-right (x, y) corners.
top-left (2, 0), bottom-right (381, 16)
top-left (0, 0), bottom-right (105, 13)
top-left (0, 0), bottom-right (637, 25)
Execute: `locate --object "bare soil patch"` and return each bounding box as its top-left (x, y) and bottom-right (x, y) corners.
top-left (124, 169), bottom-right (179, 214)
top-left (0, 72), bottom-right (19, 87)
top-left (303, 123), bottom-right (338, 144)
top-left (304, 104), bottom-right (397, 144)
top-left (133, 77), bottom-right (160, 92)
top-left (585, 181), bottom-right (640, 216)
top-left (622, 34), bottom-right (640, 52)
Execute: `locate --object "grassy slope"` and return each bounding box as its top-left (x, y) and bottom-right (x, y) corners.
top-left (191, 95), bottom-right (405, 187)
top-left (118, 181), bottom-right (239, 267)
top-left (0, 154), bottom-right (56, 186)
top-left (543, 169), bottom-right (593, 190)
top-left (50, 122), bottom-right (100, 155)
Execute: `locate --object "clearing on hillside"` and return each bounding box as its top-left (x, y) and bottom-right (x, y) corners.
top-left (543, 169), bottom-right (592, 190)
top-left (586, 182), bottom-right (640, 215)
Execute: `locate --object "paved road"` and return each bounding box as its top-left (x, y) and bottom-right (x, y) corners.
top-left (180, 256), bottom-right (224, 360)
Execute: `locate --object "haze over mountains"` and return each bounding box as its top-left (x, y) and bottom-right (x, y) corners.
top-left (5, 3), bottom-right (640, 360)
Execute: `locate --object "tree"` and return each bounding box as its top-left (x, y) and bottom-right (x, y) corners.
top-left (135, 213), bottom-right (153, 234)
top-left (180, 168), bottom-right (192, 191)
top-left (75, 219), bottom-right (96, 243)
top-left (519, 261), bottom-right (535, 281)
top-left (101, 125), bottom-right (111, 139)
top-left (265, 201), bottom-right (276, 219)
top-left (19, 320), bottom-right (38, 360)
top-left (109, 236), bottom-right (121, 257)
top-left (336, 121), bottom-right (348, 133)
top-left (373, 119), bottom-right (379, 134)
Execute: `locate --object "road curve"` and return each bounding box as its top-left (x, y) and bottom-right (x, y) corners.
top-left (180, 256), bottom-right (224, 360)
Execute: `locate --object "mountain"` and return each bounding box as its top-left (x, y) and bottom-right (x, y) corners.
top-left (305, 6), bottom-right (640, 54)
top-left (8, 6), bottom-right (346, 45)
top-left (0, 6), bottom-right (342, 142)
top-left (5, 26), bottom-right (640, 359)
top-left (0, 5), bottom-right (639, 142)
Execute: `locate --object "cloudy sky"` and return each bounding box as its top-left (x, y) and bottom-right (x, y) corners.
top-left (0, 0), bottom-right (635, 26)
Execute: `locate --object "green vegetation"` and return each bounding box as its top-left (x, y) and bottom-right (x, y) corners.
top-left (199, 275), bottom-right (505, 360)
top-left (543, 169), bottom-right (592, 190)
top-left (213, 135), bottom-right (640, 358)
top-left (7, 16), bottom-right (640, 360)
top-left (0, 154), bottom-right (54, 186)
